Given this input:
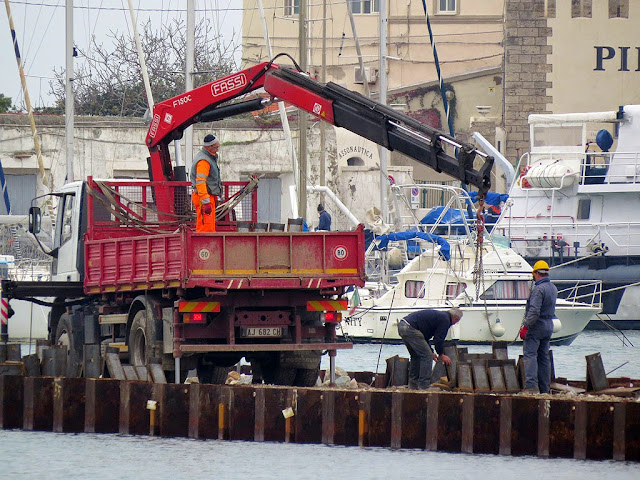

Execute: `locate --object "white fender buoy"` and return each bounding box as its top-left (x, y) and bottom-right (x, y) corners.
top-left (491, 317), bottom-right (506, 337)
top-left (552, 317), bottom-right (562, 333)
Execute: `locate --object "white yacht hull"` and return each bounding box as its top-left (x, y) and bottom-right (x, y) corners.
top-left (341, 300), bottom-right (597, 346)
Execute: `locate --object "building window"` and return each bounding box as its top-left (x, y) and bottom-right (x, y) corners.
top-left (545, 0), bottom-right (556, 18)
top-left (609, 0), bottom-right (628, 18)
top-left (349, 0), bottom-right (379, 14)
top-left (571, 0), bottom-right (592, 18)
top-left (284, 0), bottom-right (299, 16)
top-left (438, 0), bottom-right (457, 14)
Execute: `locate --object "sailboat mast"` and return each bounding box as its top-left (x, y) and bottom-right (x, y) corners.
top-left (3, 0), bottom-right (49, 188)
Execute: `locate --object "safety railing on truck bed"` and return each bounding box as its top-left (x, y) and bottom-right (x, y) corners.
top-left (86, 178), bottom-right (258, 240)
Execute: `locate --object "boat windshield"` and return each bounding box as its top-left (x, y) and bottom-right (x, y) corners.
top-left (480, 280), bottom-right (530, 300)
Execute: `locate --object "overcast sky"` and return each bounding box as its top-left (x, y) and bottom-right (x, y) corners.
top-left (0, 1), bottom-right (242, 109)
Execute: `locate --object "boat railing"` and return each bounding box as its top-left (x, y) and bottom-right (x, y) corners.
top-left (519, 151), bottom-right (640, 187)
top-left (554, 279), bottom-right (602, 310)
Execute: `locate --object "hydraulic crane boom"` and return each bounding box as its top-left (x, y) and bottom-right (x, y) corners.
top-left (145, 59), bottom-right (493, 197)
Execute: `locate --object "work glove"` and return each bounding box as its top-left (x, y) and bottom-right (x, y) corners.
top-left (519, 325), bottom-right (528, 340)
top-left (202, 203), bottom-right (213, 215)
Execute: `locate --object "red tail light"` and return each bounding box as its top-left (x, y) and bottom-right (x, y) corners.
top-left (184, 312), bottom-right (205, 323)
top-left (324, 312), bottom-right (342, 323)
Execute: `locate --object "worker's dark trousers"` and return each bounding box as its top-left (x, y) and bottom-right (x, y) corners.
top-left (397, 321), bottom-right (433, 389)
top-left (523, 319), bottom-right (554, 393)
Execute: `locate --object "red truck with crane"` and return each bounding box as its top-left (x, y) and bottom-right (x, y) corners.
top-left (1, 57), bottom-right (493, 385)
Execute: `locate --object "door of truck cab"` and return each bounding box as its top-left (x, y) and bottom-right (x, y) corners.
top-left (51, 182), bottom-right (85, 282)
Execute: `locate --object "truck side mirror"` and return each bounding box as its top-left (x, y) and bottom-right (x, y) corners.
top-left (29, 206), bottom-right (42, 234)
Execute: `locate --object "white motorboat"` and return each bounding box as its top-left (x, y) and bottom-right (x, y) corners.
top-left (341, 235), bottom-right (600, 346)
top-left (342, 184), bottom-right (601, 345)
top-left (495, 105), bottom-right (640, 329)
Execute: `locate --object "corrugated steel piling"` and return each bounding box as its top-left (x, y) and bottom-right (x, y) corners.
top-left (1, 375), bottom-right (639, 462)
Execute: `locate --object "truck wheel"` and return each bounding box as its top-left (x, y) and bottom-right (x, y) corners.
top-left (129, 309), bottom-right (153, 367)
top-left (294, 368), bottom-right (320, 387)
top-left (196, 364), bottom-right (229, 384)
top-left (55, 313), bottom-right (84, 377)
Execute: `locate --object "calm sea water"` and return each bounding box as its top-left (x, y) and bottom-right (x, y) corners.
top-left (3, 330), bottom-right (640, 479)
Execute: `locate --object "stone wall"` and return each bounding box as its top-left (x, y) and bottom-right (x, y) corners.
top-left (503, 0), bottom-right (552, 166)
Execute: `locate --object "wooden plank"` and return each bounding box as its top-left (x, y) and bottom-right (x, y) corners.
top-left (550, 382), bottom-right (585, 394)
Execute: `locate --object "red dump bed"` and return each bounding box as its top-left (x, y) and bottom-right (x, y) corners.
top-left (82, 179), bottom-right (366, 294)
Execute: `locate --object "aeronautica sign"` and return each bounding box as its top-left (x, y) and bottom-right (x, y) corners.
top-left (594, 46), bottom-right (640, 71)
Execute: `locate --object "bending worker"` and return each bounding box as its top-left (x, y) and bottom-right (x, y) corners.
top-left (191, 134), bottom-right (222, 232)
top-left (520, 260), bottom-right (557, 394)
top-left (397, 307), bottom-right (463, 390)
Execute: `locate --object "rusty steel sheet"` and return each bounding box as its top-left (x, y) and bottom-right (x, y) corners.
top-left (367, 390), bottom-right (393, 448)
top-left (83, 345), bottom-right (101, 379)
top-left (625, 402), bottom-right (640, 461)
top-left (321, 389), bottom-right (336, 445)
top-left (499, 396), bottom-right (512, 456)
top-left (42, 346), bottom-right (67, 377)
top-left (53, 377), bottom-right (86, 433)
top-left (503, 364), bottom-right (521, 393)
top-left (23, 376), bottom-right (54, 431)
top-left (488, 366), bottom-right (506, 392)
top-left (511, 396), bottom-right (539, 456)
top-left (471, 360), bottom-right (490, 392)
top-left (585, 400), bottom-right (615, 460)
top-left (461, 394), bottom-right (474, 454)
top-left (85, 379), bottom-right (120, 434)
top-left (613, 403), bottom-right (626, 461)
top-left (227, 386), bottom-right (255, 441)
top-left (155, 383), bottom-right (189, 438)
top-left (260, 386), bottom-right (288, 443)
top-left (23, 354), bottom-right (41, 377)
top-left (492, 342), bottom-right (509, 360)
top-left (397, 392), bottom-right (427, 450)
top-left (574, 401), bottom-right (588, 460)
top-left (119, 381), bottom-right (153, 436)
top-left (437, 392), bottom-right (463, 453)
top-left (426, 391), bottom-right (439, 451)
top-left (295, 389), bottom-right (322, 444)
top-left (473, 394), bottom-right (501, 455)
top-left (0, 375), bottom-right (23, 429)
top-left (190, 383), bottom-right (222, 440)
top-left (330, 390), bottom-right (360, 447)
top-left (537, 399), bottom-right (551, 457)
top-left (548, 399), bottom-right (575, 458)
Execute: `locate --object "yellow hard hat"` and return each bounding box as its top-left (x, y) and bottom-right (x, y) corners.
top-left (532, 260), bottom-right (550, 272)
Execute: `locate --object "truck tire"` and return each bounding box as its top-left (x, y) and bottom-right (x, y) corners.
top-left (55, 313), bottom-right (84, 377)
top-left (294, 368), bottom-right (320, 387)
top-left (197, 365), bottom-right (230, 384)
top-left (129, 309), bottom-right (156, 367)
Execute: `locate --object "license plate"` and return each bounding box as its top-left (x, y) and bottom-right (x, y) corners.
top-left (241, 327), bottom-right (283, 337)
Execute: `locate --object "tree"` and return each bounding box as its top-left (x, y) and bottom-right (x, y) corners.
top-left (50, 18), bottom-right (239, 117)
top-left (0, 94), bottom-right (11, 113)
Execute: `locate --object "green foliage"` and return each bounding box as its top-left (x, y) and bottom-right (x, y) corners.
top-left (0, 93), bottom-right (11, 113)
top-left (49, 19), bottom-right (239, 117)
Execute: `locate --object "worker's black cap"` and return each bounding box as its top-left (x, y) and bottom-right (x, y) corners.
top-left (203, 134), bottom-right (218, 146)
top-left (317, 204), bottom-right (324, 212)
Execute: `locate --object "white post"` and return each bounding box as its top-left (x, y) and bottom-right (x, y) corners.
top-left (184, 0), bottom-right (195, 171)
top-left (379, 0), bottom-right (389, 222)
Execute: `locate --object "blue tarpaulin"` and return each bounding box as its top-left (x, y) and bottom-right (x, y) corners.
top-left (0, 160), bottom-right (11, 214)
top-left (374, 231), bottom-right (450, 261)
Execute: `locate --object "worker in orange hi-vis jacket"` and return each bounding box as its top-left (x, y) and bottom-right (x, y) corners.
top-left (190, 134), bottom-right (222, 232)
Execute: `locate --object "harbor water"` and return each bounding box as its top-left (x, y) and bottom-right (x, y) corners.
top-left (2, 330), bottom-right (640, 479)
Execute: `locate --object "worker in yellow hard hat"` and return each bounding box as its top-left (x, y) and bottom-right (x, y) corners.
top-left (519, 259), bottom-right (557, 393)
